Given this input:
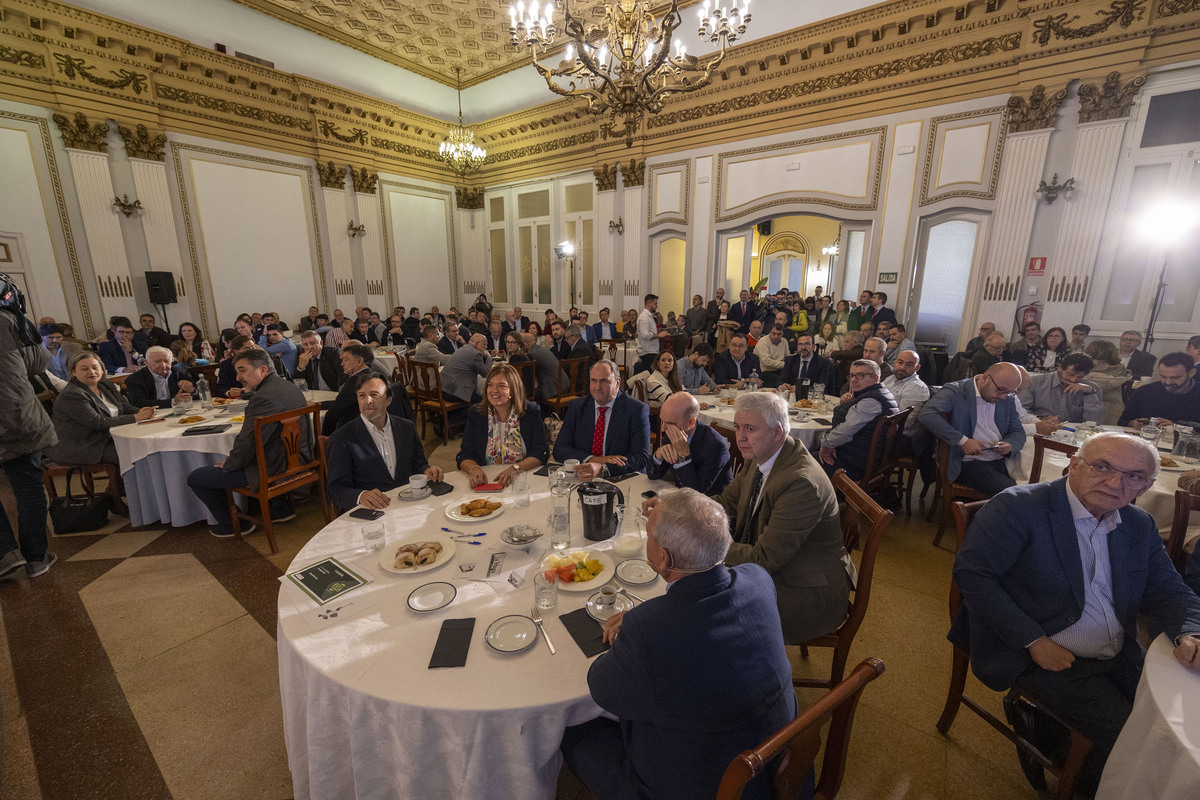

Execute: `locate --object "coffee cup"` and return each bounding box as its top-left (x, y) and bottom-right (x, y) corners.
top-left (562, 458), bottom-right (580, 478)
top-left (598, 585), bottom-right (618, 606)
top-left (409, 474), bottom-right (429, 491)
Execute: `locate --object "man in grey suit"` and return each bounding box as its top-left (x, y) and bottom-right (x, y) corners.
top-left (186, 348), bottom-right (311, 538)
top-left (709, 391), bottom-right (853, 644)
top-left (413, 325), bottom-right (451, 366)
top-left (524, 332), bottom-right (559, 401)
top-left (441, 333), bottom-right (493, 404)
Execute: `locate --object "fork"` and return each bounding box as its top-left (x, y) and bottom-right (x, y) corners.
top-left (530, 606), bottom-right (556, 655)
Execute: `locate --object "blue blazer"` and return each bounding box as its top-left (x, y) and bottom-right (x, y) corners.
top-left (950, 478), bottom-right (1200, 691)
top-left (97, 339), bottom-right (135, 373)
top-left (455, 404), bottom-right (549, 469)
top-left (646, 420), bottom-right (732, 495)
top-left (587, 564), bottom-right (797, 800)
top-left (917, 377), bottom-right (1025, 482)
top-left (727, 300), bottom-right (757, 333)
top-left (590, 321), bottom-right (620, 342)
top-left (713, 351), bottom-right (761, 385)
top-left (325, 414), bottom-right (430, 512)
top-left (553, 392), bottom-right (650, 476)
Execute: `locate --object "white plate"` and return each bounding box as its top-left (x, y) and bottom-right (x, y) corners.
top-left (484, 615), bottom-right (538, 653)
top-left (585, 591), bottom-right (634, 622)
top-left (615, 559), bottom-right (658, 586)
top-left (397, 486), bottom-right (432, 501)
top-left (1159, 461), bottom-right (1191, 472)
top-left (445, 501), bottom-right (506, 523)
top-left (378, 535), bottom-right (457, 574)
top-left (540, 550), bottom-right (615, 592)
top-left (407, 582), bottom-right (457, 612)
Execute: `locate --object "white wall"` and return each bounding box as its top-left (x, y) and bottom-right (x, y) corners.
top-left (381, 181), bottom-right (457, 310)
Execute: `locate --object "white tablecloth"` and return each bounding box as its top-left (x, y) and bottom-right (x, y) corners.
top-left (1097, 634), bottom-right (1200, 800)
top-left (278, 469), bottom-right (669, 800)
top-left (697, 394), bottom-right (835, 451)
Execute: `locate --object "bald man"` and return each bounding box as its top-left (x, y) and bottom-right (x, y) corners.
top-left (917, 362), bottom-right (1027, 496)
top-left (646, 393), bottom-right (733, 494)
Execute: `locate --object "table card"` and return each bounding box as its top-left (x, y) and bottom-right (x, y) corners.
top-left (287, 557), bottom-right (371, 605)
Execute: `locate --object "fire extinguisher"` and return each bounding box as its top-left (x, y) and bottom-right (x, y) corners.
top-left (1017, 302), bottom-right (1041, 332)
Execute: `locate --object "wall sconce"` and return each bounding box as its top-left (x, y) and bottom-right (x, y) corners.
top-left (347, 221), bottom-right (366, 237)
top-left (1036, 174), bottom-right (1077, 205)
top-left (609, 217), bottom-right (624, 235)
top-left (112, 194), bottom-right (143, 217)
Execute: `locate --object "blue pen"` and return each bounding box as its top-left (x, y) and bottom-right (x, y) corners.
top-left (441, 527), bottom-right (486, 537)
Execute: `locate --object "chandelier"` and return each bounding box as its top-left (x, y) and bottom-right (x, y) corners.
top-left (437, 67), bottom-right (486, 177)
top-left (510, 0), bottom-right (752, 147)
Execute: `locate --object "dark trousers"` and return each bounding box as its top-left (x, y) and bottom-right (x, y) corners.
top-left (638, 353), bottom-right (658, 374)
top-left (956, 458), bottom-right (1015, 496)
top-left (561, 717), bottom-right (635, 800)
top-left (186, 465), bottom-right (292, 534)
top-left (0, 451), bottom-right (49, 561)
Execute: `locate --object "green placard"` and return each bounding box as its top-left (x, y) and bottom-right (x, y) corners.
top-left (287, 557), bottom-right (370, 605)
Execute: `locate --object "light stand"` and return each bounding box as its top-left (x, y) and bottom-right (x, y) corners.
top-left (554, 241), bottom-right (577, 309)
top-left (1139, 202), bottom-right (1197, 352)
top-left (1143, 255), bottom-right (1168, 353)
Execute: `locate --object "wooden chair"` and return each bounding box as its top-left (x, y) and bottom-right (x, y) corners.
top-left (715, 657), bottom-right (886, 800)
top-left (316, 434), bottom-right (339, 519)
top-left (794, 469), bottom-right (893, 689)
top-left (191, 362), bottom-right (219, 387)
top-left (928, 430), bottom-right (989, 547)
top-left (511, 359), bottom-right (538, 404)
top-left (857, 407), bottom-right (912, 497)
top-left (42, 460), bottom-right (126, 516)
top-left (226, 403), bottom-right (331, 553)
top-left (1027, 434), bottom-right (1078, 484)
top-left (891, 454), bottom-right (922, 517)
top-left (935, 500), bottom-right (1092, 800)
top-left (107, 372), bottom-right (130, 397)
top-left (409, 360), bottom-right (468, 445)
top-left (708, 420), bottom-right (743, 475)
top-left (1167, 488), bottom-right (1199, 577)
top-left (543, 356), bottom-right (588, 417)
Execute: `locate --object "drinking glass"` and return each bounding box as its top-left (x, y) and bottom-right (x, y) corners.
top-left (812, 383), bottom-right (825, 405)
top-left (171, 395), bottom-right (191, 416)
top-left (512, 470), bottom-right (530, 509)
top-left (361, 522), bottom-right (385, 552)
top-left (534, 570), bottom-right (558, 610)
top-left (294, 378), bottom-right (309, 400)
top-left (550, 509), bottom-right (571, 552)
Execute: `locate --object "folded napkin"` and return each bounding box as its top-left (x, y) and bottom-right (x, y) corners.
top-left (429, 618), bottom-right (475, 668)
top-left (560, 608), bottom-right (609, 657)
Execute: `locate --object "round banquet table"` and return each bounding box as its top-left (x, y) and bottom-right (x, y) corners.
top-left (110, 390), bottom-right (338, 527)
top-left (697, 392), bottom-right (835, 451)
top-left (277, 469), bottom-right (670, 800)
top-left (1096, 634), bottom-right (1200, 800)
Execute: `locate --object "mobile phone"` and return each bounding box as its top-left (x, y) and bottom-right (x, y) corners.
top-left (349, 508), bottom-right (384, 520)
top-left (475, 483), bottom-right (505, 492)
top-left (428, 481), bottom-right (454, 497)
top-left (641, 490), bottom-right (657, 499)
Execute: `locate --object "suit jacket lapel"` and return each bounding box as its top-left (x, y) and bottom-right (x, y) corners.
top-left (1049, 481), bottom-right (1086, 611)
top-left (1106, 511), bottom-right (1137, 616)
top-left (389, 418), bottom-right (408, 481)
top-left (964, 381), bottom-right (978, 437)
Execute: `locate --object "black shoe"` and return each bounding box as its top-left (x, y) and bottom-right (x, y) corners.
top-left (1003, 695), bottom-right (1048, 791)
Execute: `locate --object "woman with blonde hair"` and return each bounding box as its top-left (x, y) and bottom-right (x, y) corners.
top-left (456, 364), bottom-right (548, 487)
top-left (45, 352), bottom-right (155, 466)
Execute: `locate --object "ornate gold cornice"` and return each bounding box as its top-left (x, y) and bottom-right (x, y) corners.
top-left (52, 110), bottom-right (107, 152)
top-left (52, 51), bottom-right (147, 94)
top-left (351, 166), bottom-right (378, 194)
top-left (621, 159), bottom-right (646, 188)
top-left (1078, 71), bottom-right (1146, 123)
top-left (316, 160), bottom-right (346, 188)
top-left (1029, 0), bottom-right (1148, 47)
top-left (0, 44), bottom-right (44, 68)
top-left (116, 122), bottom-right (166, 160)
top-left (1006, 84), bottom-right (1069, 133)
top-left (455, 186), bottom-right (484, 209)
top-left (157, 84), bottom-right (313, 132)
top-left (594, 163), bottom-right (618, 192)
top-left (1159, 0), bottom-right (1200, 15)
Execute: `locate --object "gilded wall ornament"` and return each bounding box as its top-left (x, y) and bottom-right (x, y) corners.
top-left (1159, 0), bottom-right (1199, 15)
top-left (0, 46), bottom-right (45, 69)
top-left (318, 120), bottom-right (368, 145)
top-left (485, 131), bottom-right (598, 164)
top-left (316, 160), bottom-right (346, 188)
top-left (369, 135), bottom-right (436, 160)
top-left (156, 85), bottom-right (313, 130)
top-left (52, 111), bottom-right (109, 152)
top-left (351, 166), bottom-right (379, 194)
top-left (53, 53), bottom-right (148, 95)
top-left (456, 186), bottom-right (485, 209)
top-left (594, 163), bottom-right (618, 192)
top-left (621, 158), bottom-right (646, 187)
top-left (1031, 0), bottom-right (1147, 47)
top-left (116, 123), bottom-right (167, 160)
top-left (1078, 71), bottom-right (1146, 123)
top-left (1006, 85), bottom-right (1068, 133)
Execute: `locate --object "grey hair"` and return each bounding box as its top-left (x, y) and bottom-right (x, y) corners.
top-left (865, 337), bottom-right (887, 352)
top-left (301, 329), bottom-right (321, 341)
top-left (566, 324), bottom-right (583, 339)
top-left (734, 390), bottom-right (791, 435)
top-left (591, 359), bottom-right (619, 380)
top-left (652, 488), bottom-right (731, 569)
top-left (145, 345), bottom-right (173, 360)
top-left (843, 331), bottom-right (864, 347)
top-left (1077, 431), bottom-right (1160, 483)
top-left (851, 358), bottom-right (880, 378)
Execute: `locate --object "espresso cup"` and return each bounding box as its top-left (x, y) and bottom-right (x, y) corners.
top-left (598, 585), bottom-right (618, 606)
top-left (409, 474), bottom-right (429, 491)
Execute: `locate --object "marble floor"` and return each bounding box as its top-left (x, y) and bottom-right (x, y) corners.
top-left (1, 437), bottom-right (1046, 800)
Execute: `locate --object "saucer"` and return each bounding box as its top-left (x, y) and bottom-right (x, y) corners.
top-left (397, 485), bottom-right (432, 501)
top-left (585, 590), bottom-right (634, 622)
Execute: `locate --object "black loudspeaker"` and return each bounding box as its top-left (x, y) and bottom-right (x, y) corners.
top-left (757, 221), bottom-right (772, 237)
top-left (145, 271), bottom-right (177, 304)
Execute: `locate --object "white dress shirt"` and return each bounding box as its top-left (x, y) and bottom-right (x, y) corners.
top-left (363, 415), bottom-right (396, 478)
top-left (636, 308), bottom-right (659, 358)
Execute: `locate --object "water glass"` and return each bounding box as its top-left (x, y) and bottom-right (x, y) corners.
top-left (550, 509), bottom-right (571, 552)
top-left (512, 470), bottom-right (530, 508)
top-left (294, 378), bottom-right (309, 400)
top-left (534, 570), bottom-right (558, 610)
top-left (361, 522), bottom-right (385, 552)
top-left (812, 383), bottom-right (825, 404)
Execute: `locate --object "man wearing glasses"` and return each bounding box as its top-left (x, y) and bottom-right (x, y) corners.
top-left (818, 360), bottom-right (898, 482)
top-left (950, 432), bottom-right (1200, 793)
top-left (918, 362), bottom-right (1026, 496)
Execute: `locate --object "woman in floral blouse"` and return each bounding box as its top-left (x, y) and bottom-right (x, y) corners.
top-left (456, 363), bottom-right (548, 487)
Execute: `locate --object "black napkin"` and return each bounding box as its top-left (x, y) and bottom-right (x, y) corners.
top-left (182, 424), bottom-right (232, 436)
top-left (560, 608), bottom-right (610, 657)
top-left (429, 618), bottom-right (475, 668)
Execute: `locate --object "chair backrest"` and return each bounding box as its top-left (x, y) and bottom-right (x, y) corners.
top-left (710, 421), bottom-right (745, 474)
top-left (250, 402), bottom-right (322, 492)
top-left (1028, 434), bottom-right (1078, 484)
top-left (317, 434), bottom-right (338, 517)
top-left (411, 360), bottom-right (448, 403)
top-left (556, 356), bottom-right (589, 400)
top-left (858, 407), bottom-right (912, 494)
top-left (714, 657), bottom-right (886, 800)
top-left (511, 359), bottom-right (538, 404)
top-left (830, 469), bottom-right (893, 633)
top-left (1167, 489), bottom-right (1200, 577)
top-left (948, 500), bottom-right (988, 619)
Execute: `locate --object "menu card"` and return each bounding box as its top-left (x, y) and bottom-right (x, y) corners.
top-left (286, 557), bottom-right (371, 605)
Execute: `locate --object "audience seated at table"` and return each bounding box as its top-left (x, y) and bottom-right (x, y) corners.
top-left (349, 319), bottom-right (380, 348)
top-left (1025, 326), bottom-right (1071, 373)
top-left (752, 324), bottom-right (790, 388)
top-left (456, 364), bottom-right (547, 487)
top-left (714, 334), bottom-right (761, 387)
top-left (1083, 340), bottom-right (1132, 425)
top-left (561, 488), bottom-right (797, 800)
top-left (46, 352), bottom-right (155, 466)
top-left (565, 324), bottom-right (595, 365)
top-left (297, 306), bottom-right (320, 333)
top-left (1007, 322), bottom-right (1043, 366)
top-left (523, 332), bottom-right (560, 401)
top-left (439, 323), bottom-right (466, 355)
top-left (124, 346), bottom-right (195, 409)
top-left (677, 343), bottom-right (717, 394)
top-left (1118, 352), bottom-right (1200, 429)
top-left (339, 339), bottom-right (391, 381)
top-left (296, 331), bottom-right (343, 392)
top-left (646, 393), bottom-right (732, 495)
top-left (380, 315), bottom-right (407, 347)
top-left (1116, 329), bottom-right (1157, 380)
top-left (883, 325), bottom-right (916, 367)
top-left (963, 322), bottom-right (998, 356)
top-left (176, 322), bottom-right (214, 364)
top-left (186, 348), bottom-right (310, 537)
top-left (40, 323), bottom-right (79, 380)
top-left (441, 334), bottom-right (493, 406)
top-left (814, 320), bottom-right (842, 356)
top-left (1016, 352), bottom-right (1104, 435)
top-left (861, 336), bottom-right (893, 380)
top-left (882, 349), bottom-right (929, 455)
top-left (711, 391), bottom-right (852, 644)
top-left (324, 318), bottom-right (353, 350)
top-left (322, 344), bottom-right (376, 435)
top-left (259, 326), bottom-right (298, 375)
top-left (634, 351), bottom-right (681, 406)
top-left (214, 335), bottom-right (257, 398)
top-left (503, 332), bottom-right (529, 364)
top-left (97, 316), bottom-right (142, 374)
top-left (818, 359), bottom-right (898, 482)
top-left (970, 332), bottom-right (1009, 376)
top-left (133, 313), bottom-right (172, 353)
top-left (413, 325), bottom-right (451, 366)
top-left (554, 360), bottom-right (650, 481)
top-left (325, 373), bottom-right (443, 512)
top-left (828, 331), bottom-right (865, 385)
top-left (951, 432), bottom-right (1200, 794)
top-left (780, 333), bottom-right (841, 398)
top-left (1180, 471), bottom-right (1200, 596)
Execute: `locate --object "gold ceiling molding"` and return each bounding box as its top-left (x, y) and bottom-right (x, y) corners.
top-left (351, 166), bottom-right (378, 194)
top-left (156, 83), bottom-right (313, 132)
top-left (594, 164), bottom-right (618, 192)
top-left (1029, 0), bottom-right (1148, 47)
top-left (52, 51), bottom-right (147, 94)
top-left (52, 110), bottom-right (107, 151)
top-left (116, 121), bottom-right (166, 160)
top-left (622, 159), bottom-right (646, 188)
top-left (1159, 0), bottom-right (1200, 14)
top-left (316, 160), bottom-right (346, 188)
top-left (456, 186), bottom-right (485, 210)
top-left (762, 234), bottom-right (807, 257)
top-left (919, 107), bottom-right (1006, 207)
top-left (1005, 84), bottom-right (1068, 132)
top-left (0, 44), bottom-right (44, 68)
top-left (1078, 70), bottom-right (1146, 122)
top-left (484, 131), bottom-right (600, 165)
top-left (317, 119), bottom-right (367, 145)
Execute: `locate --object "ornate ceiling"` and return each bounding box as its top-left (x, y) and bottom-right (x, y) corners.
top-left (229, 0), bottom-right (620, 87)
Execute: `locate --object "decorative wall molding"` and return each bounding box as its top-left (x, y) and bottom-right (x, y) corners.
top-left (0, 45), bottom-right (44, 69)
top-left (620, 159), bottom-right (646, 188)
top-left (1078, 71), bottom-right (1146, 123)
top-left (117, 123), bottom-right (167, 161)
top-left (377, 179), bottom-right (459, 308)
top-left (52, 52), bottom-right (148, 95)
top-left (351, 166), bottom-right (378, 194)
top-left (1005, 84), bottom-right (1068, 133)
top-left (647, 160), bottom-right (691, 228)
top-left (156, 84), bottom-right (313, 131)
top-left (316, 161), bottom-right (347, 188)
top-left (456, 186), bottom-right (484, 209)
top-left (52, 111), bottom-right (108, 152)
top-left (919, 107), bottom-right (1006, 206)
top-left (1030, 0), bottom-right (1148, 47)
top-left (318, 119), bottom-right (368, 145)
top-left (594, 163), bottom-right (618, 192)
top-left (1159, 0), bottom-right (1200, 16)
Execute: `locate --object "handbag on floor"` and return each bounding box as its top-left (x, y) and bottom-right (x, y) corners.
top-left (49, 469), bottom-right (111, 534)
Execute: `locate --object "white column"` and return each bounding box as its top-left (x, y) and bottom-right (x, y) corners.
top-left (130, 159), bottom-right (194, 323)
top-left (689, 157), bottom-right (714, 300)
top-left (621, 185), bottom-right (645, 311)
top-left (355, 192), bottom-right (388, 311)
top-left (68, 149), bottom-right (136, 322)
top-left (455, 206), bottom-right (488, 305)
top-left (597, 189), bottom-right (617, 304)
top-left (323, 187), bottom-right (355, 312)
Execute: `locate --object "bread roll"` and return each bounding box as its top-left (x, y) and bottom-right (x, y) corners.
top-left (415, 547), bottom-right (438, 565)
top-left (393, 551), bottom-right (417, 569)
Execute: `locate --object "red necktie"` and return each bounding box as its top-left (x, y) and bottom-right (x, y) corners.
top-left (592, 406), bottom-right (607, 457)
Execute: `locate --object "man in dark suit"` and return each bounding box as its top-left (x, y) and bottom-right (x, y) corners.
top-left (727, 289), bottom-right (757, 334)
top-left (98, 317), bottom-right (140, 374)
top-left (917, 362), bottom-right (1026, 496)
top-left (704, 287), bottom-right (727, 333)
top-left (712, 391), bottom-right (852, 644)
top-left (438, 323), bottom-right (464, 356)
top-left (780, 333), bottom-right (840, 397)
top-left (295, 331), bottom-right (343, 392)
top-left (525, 332), bottom-right (560, 401)
top-left (133, 313), bottom-right (171, 353)
top-left (321, 344), bottom-right (374, 435)
top-left (511, 306), bottom-right (531, 334)
top-left (647, 393), bottom-right (732, 495)
top-left (561, 489), bottom-right (796, 800)
top-left (124, 346), bottom-right (194, 409)
top-left (713, 334), bottom-right (761, 387)
top-left (553, 360), bottom-right (650, 480)
top-left (590, 307), bottom-right (619, 342)
top-left (214, 335), bottom-right (255, 398)
top-left (186, 348), bottom-right (310, 537)
top-left (325, 374), bottom-right (443, 512)
top-left (951, 433), bottom-right (1200, 790)
top-left (441, 334), bottom-right (493, 405)
top-left (484, 320), bottom-right (506, 352)
top-left (547, 320), bottom-right (571, 360)
top-left (1117, 330), bottom-right (1157, 380)
top-left (868, 291), bottom-right (898, 329)
top-left (297, 306), bottom-right (321, 333)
